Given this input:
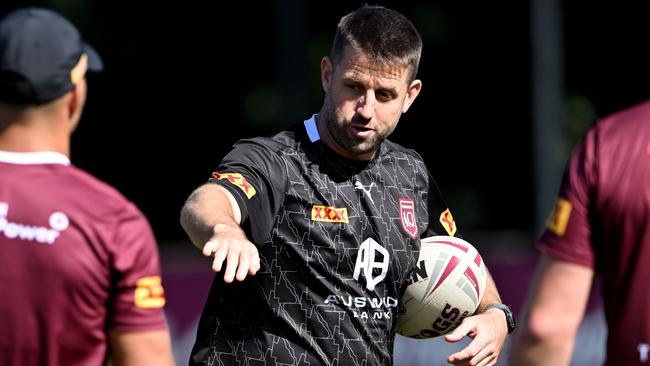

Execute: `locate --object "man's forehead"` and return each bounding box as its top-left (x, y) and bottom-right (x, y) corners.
top-left (338, 48), bottom-right (408, 84)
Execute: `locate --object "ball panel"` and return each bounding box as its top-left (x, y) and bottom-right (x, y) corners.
top-left (396, 236), bottom-right (487, 339)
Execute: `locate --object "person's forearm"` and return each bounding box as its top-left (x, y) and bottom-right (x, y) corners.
top-left (477, 270), bottom-right (502, 311)
top-left (510, 332), bottom-right (574, 366)
top-left (508, 256), bottom-right (592, 366)
top-left (110, 330), bottom-right (175, 366)
top-left (180, 183), bottom-right (242, 249)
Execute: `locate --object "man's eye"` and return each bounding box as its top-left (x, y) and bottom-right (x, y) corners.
top-left (377, 91), bottom-right (394, 101)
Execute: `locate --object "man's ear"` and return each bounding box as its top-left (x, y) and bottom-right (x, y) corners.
top-left (321, 56), bottom-right (332, 92)
top-left (67, 79), bottom-right (86, 124)
top-left (402, 79), bottom-right (422, 113)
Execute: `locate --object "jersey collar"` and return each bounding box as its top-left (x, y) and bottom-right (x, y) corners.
top-left (303, 114), bottom-right (320, 142)
top-left (0, 150), bottom-right (70, 165)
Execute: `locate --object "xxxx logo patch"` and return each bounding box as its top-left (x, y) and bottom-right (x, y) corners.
top-left (212, 172), bottom-right (256, 199)
top-left (311, 205), bottom-right (349, 223)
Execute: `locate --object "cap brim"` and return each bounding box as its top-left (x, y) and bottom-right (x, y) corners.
top-left (83, 43), bottom-right (103, 72)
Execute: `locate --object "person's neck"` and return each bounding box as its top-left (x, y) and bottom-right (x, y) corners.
top-left (0, 123), bottom-right (70, 156)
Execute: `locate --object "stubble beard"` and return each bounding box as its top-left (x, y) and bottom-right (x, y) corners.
top-left (320, 93), bottom-right (389, 158)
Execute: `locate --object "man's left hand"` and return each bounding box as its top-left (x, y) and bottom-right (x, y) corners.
top-left (444, 307), bottom-right (508, 366)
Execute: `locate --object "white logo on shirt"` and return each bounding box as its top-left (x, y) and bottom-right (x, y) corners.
top-left (0, 202), bottom-right (69, 245)
top-left (354, 181), bottom-right (375, 205)
top-left (353, 238), bottom-right (389, 290)
top-left (639, 343), bottom-right (649, 363)
top-left (322, 238), bottom-right (395, 320)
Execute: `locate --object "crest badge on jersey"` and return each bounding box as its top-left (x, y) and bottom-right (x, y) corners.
top-left (439, 208), bottom-right (457, 236)
top-left (399, 198), bottom-right (418, 239)
top-left (211, 172), bottom-right (256, 199)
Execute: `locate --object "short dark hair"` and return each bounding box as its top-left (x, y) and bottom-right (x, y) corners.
top-left (330, 5), bottom-right (422, 83)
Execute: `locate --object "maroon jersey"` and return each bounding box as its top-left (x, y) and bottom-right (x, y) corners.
top-left (538, 100), bottom-right (650, 365)
top-left (0, 151), bottom-right (168, 366)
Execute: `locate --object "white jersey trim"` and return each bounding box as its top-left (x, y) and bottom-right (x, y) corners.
top-left (0, 150), bottom-right (70, 165)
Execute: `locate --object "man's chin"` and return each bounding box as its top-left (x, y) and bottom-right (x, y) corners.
top-left (346, 143), bottom-right (379, 158)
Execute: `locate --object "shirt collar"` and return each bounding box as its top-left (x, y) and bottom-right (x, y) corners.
top-left (303, 114), bottom-right (320, 142)
top-left (0, 150), bottom-right (71, 165)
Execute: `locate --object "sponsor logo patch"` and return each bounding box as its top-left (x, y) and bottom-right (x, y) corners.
top-left (0, 202), bottom-right (68, 245)
top-left (353, 238), bottom-right (389, 291)
top-left (439, 209), bottom-right (457, 236)
top-left (399, 198), bottom-right (418, 239)
top-left (211, 172), bottom-right (256, 199)
top-left (323, 237), bottom-right (396, 321)
top-left (311, 205), bottom-right (349, 223)
top-left (134, 276), bottom-right (166, 309)
top-left (546, 197), bottom-right (572, 236)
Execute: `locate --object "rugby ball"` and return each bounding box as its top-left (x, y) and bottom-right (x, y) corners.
top-left (396, 235), bottom-right (487, 338)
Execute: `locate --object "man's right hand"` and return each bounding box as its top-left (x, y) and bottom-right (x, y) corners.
top-left (180, 183), bottom-right (261, 283)
top-left (202, 223), bottom-right (261, 283)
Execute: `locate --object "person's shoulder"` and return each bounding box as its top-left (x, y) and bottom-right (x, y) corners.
top-left (234, 124), bottom-right (304, 154)
top-left (382, 139), bottom-right (425, 161)
top-left (590, 99), bottom-right (650, 143)
top-left (65, 165), bottom-right (141, 216)
top-left (599, 99), bottom-right (650, 130)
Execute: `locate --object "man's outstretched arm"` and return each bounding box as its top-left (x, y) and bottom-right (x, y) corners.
top-left (180, 183), bottom-right (260, 282)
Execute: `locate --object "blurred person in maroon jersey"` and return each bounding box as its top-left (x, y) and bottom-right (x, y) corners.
top-left (510, 100), bottom-right (650, 365)
top-left (0, 7), bottom-right (174, 366)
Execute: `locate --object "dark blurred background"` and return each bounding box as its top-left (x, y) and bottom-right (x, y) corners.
top-left (3, 0), bottom-right (649, 364)
top-left (2, 0), bottom-right (649, 242)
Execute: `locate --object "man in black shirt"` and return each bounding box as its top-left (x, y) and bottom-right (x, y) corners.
top-left (181, 5), bottom-right (510, 365)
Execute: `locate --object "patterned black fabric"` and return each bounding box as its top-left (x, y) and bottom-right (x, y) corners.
top-left (191, 120), bottom-right (453, 366)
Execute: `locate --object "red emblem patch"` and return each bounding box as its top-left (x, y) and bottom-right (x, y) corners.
top-left (211, 172), bottom-right (256, 199)
top-left (399, 198), bottom-right (418, 239)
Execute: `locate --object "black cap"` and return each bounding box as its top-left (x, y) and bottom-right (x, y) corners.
top-left (0, 7), bottom-right (103, 105)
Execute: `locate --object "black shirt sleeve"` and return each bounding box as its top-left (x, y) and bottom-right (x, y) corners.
top-left (209, 138), bottom-right (287, 244)
top-left (423, 166), bottom-right (461, 238)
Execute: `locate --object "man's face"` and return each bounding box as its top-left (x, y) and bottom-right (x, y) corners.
top-left (319, 46), bottom-right (421, 160)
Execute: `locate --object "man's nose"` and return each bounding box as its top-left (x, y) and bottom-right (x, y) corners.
top-left (355, 92), bottom-right (376, 120)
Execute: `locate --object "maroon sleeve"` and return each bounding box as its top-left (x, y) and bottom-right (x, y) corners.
top-left (107, 202), bottom-right (168, 332)
top-left (537, 128), bottom-right (596, 269)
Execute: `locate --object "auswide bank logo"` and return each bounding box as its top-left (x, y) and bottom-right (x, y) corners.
top-left (324, 238), bottom-right (397, 320)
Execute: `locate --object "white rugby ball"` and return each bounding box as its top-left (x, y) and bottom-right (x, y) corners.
top-left (396, 235), bottom-right (487, 338)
